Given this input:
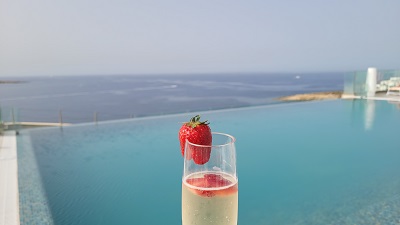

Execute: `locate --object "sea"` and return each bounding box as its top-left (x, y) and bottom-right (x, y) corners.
top-left (0, 73), bottom-right (344, 124)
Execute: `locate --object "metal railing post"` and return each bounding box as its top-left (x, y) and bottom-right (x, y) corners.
top-left (59, 110), bottom-right (63, 126)
top-left (11, 108), bottom-right (15, 124)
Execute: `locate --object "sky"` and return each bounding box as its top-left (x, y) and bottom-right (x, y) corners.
top-left (0, 0), bottom-right (399, 77)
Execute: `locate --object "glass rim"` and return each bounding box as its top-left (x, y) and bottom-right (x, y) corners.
top-left (186, 132), bottom-right (236, 148)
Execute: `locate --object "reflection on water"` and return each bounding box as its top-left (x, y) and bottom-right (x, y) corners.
top-left (364, 100), bottom-right (375, 130)
top-left (388, 101), bottom-right (400, 110)
top-left (350, 100), bottom-right (376, 131)
top-left (350, 99), bottom-right (400, 131)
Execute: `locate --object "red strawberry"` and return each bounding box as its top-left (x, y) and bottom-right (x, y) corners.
top-left (178, 115), bottom-right (212, 165)
top-left (186, 174), bottom-right (237, 197)
top-left (187, 174), bottom-right (232, 188)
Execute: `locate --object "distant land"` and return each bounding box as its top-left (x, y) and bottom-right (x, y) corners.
top-left (277, 91), bottom-right (343, 101)
top-left (0, 80), bottom-right (24, 84)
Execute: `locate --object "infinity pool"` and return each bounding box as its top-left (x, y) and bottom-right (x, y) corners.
top-left (17, 100), bottom-right (400, 225)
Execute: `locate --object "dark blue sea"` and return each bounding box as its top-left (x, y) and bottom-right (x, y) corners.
top-left (0, 73), bottom-right (344, 123)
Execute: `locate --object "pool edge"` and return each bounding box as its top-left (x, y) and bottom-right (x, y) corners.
top-left (0, 131), bottom-right (20, 225)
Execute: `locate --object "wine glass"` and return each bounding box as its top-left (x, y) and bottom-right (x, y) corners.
top-left (182, 132), bottom-right (238, 225)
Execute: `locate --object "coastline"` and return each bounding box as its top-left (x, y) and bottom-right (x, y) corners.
top-left (0, 80), bottom-right (24, 84)
top-left (276, 91), bottom-right (343, 102)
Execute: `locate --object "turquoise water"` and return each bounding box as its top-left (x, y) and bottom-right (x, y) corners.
top-left (17, 100), bottom-right (400, 225)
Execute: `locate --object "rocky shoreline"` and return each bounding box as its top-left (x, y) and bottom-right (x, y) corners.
top-left (0, 80), bottom-right (24, 84)
top-left (277, 91), bottom-right (343, 102)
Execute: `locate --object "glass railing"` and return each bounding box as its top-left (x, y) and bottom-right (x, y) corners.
top-left (0, 106), bottom-right (227, 130)
top-left (0, 107), bottom-right (187, 127)
top-left (343, 71), bottom-right (368, 96)
top-left (0, 106), bottom-right (22, 131)
top-left (343, 69), bottom-right (400, 97)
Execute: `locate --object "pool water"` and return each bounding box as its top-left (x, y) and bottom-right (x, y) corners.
top-left (17, 100), bottom-right (400, 225)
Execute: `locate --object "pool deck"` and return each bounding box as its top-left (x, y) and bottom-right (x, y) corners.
top-left (342, 93), bottom-right (400, 102)
top-left (0, 131), bottom-right (19, 225)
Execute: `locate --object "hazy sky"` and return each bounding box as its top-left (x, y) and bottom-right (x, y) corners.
top-left (0, 0), bottom-right (399, 76)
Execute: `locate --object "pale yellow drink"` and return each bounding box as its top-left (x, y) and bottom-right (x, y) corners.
top-left (182, 172), bottom-right (238, 225)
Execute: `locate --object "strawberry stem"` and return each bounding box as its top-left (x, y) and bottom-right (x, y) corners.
top-left (186, 115), bottom-right (209, 128)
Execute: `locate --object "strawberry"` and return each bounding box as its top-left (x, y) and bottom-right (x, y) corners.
top-left (178, 115), bottom-right (212, 165)
top-left (186, 174), bottom-right (237, 197)
top-left (187, 174), bottom-right (232, 188)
